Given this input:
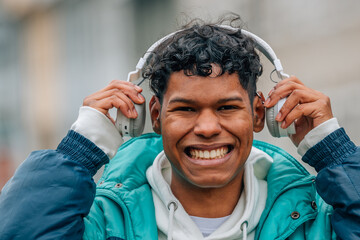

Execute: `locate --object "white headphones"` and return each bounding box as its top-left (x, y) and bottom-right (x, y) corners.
top-left (115, 25), bottom-right (295, 138)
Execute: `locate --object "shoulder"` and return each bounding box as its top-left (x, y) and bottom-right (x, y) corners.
top-left (253, 141), bottom-right (334, 239)
top-left (97, 133), bottom-right (163, 190)
top-left (253, 140), bottom-right (311, 180)
top-left (86, 133), bottom-right (162, 239)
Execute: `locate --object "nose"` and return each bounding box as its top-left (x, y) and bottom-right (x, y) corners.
top-left (193, 109), bottom-right (222, 138)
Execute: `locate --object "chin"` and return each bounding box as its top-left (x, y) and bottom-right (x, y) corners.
top-left (188, 174), bottom-right (235, 189)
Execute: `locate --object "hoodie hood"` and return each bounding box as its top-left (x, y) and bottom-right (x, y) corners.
top-left (146, 146), bottom-right (273, 240)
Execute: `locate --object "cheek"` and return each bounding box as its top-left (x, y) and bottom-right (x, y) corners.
top-left (162, 115), bottom-right (194, 136)
top-left (221, 114), bottom-right (254, 134)
top-left (161, 116), bottom-right (197, 173)
top-left (161, 116), bottom-right (193, 153)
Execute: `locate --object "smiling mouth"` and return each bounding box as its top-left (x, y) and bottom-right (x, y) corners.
top-left (185, 145), bottom-right (233, 160)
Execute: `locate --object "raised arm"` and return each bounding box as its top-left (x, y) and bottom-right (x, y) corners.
top-left (303, 128), bottom-right (360, 239)
top-left (0, 80), bottom-right (144, 239)
top-left (265, 76), bottom-right (360, 239)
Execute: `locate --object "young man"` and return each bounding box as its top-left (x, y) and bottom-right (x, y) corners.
top-left (0, 23), bottom-right (359, 239)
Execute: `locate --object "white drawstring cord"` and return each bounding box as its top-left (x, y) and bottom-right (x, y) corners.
top-left (167, 201), bottom-right (178, 240)
top-left (241, 221), bottom-right (248, 240)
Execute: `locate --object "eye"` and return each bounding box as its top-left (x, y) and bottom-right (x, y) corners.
top-left (175, 107), bottom-right (195, 112)
top-left (218, 105), bottom-right (238, 111)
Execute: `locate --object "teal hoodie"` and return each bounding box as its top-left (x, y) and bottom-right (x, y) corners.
top-left (83, 133), bottom-right (336, 240)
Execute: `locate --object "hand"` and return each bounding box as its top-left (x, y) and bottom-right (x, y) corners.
top-left (264, 76), bottom-right (333, 146)
top-left (83, 80), bottom-right (145, 123)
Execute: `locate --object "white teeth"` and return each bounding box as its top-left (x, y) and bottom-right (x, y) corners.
top-left (210, 150), bottom-right (216, 158)
top-left (189, 146), bottom-right (229, 160)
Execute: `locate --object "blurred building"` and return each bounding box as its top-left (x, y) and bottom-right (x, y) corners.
top-left (0, 0), bottom-right (360, 186)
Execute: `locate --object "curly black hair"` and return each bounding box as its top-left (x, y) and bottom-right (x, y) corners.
top-left (143, 19), bottom-right (263, 104)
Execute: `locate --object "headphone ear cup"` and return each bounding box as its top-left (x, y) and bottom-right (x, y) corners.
top-left (115, 94), bottom-right (146, 138)
top-left (129, 102), bottom-right (146, 137)
top-left (266, 98), bottom-right (296, 138)
top-left (266, 104), bottom-right (280, 138)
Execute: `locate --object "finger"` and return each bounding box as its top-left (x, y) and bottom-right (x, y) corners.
top-left (266, 76), bottom-right (304, 100)
top-left (84, 89), bottom-right (131, 112)
top-left (94, 89), bottom-right (138, 108)
top-left (106, 91), bottom-right (141, 118)
top-left (275, 89), bottom-right (319, 122)
top-left (273, 76), bottom-right (304, 90)
top-left (85, 88), bottom-right (140, 118)
top-left (280, 102), bottom-right (315, 129)
top-left (112, 94), bottom-right (140, 119)
top-left (103, 80), bottom-right (137, 90)
top-left (87, 85), bottom-right (145, 107)
top-left (105, 82), bottom-right (144, 103)
top-left (91, 95), bottom-right (138, 119)
top-left (281, 98), bottom-right (333, 129)
top-left (266, 76), bottom-right (301, 97)
top-left (265, 81), bottom-right (308, 108)
top-left (88, 80), bottom-right (132, 98)
top-left (103, 80), bottom-right (143, 94)
top-left (89, 81), bottom-right (143, 104)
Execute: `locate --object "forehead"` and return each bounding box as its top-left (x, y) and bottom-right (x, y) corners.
top-left (163, 71), bottom-right (251, 104)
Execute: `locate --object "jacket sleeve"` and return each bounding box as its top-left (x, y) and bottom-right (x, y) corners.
top-left (0, 130), bottom-right (109, 240)
top-left (302, 128), bottom-right (360, 239)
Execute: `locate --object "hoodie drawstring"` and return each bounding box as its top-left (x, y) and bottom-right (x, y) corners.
top-left (241, 221), bottom-right (248, 240)
top-left (167, 201), bottom-right (178, 240)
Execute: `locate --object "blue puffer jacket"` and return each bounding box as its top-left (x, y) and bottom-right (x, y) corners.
top-left (0, 128), bottom-right (359, 239)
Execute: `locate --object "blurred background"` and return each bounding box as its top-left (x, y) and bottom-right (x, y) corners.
top-left (1, 0), bottom-right (360, 186)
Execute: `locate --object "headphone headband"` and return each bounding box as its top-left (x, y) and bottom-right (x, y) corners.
top-left (127, 25), bottom-right (289, 83)
top-left (119, 25), bottom-right (294, 139)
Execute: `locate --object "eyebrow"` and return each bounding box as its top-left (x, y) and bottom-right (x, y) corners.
top-left (168, 96), bottom-right (244, 105)
top-left (217, 97), bottom-right (244, 104)
top-left (169, 98), bottom-right (196, 105)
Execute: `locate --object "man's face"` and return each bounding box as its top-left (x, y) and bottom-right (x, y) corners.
top-left (158, 70), bottom-right (256, 189)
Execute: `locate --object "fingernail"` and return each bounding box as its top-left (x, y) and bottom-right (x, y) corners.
top-left (264, 98), bottom-right (271, 106)
top-left (276, 112), bottom-right (282, 121)
top-left (138, 93), bottom-right (144, 101)
top-left (268, 88), bottom-right (274, 96)
top-left (135, 85), bottom-right (142, 91)
top-left (132, 110), bottom-right (138, 118)
top-left (281, 121), bottom-right (286, 128)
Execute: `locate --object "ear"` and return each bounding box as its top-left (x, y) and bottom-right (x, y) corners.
top-left (149, 95), bottom-right (161, 134)
top-left (253, 91), bottom-right (265, 133)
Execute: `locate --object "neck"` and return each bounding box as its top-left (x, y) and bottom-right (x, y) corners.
top-left (170, 169), bottom-right (244, 218)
